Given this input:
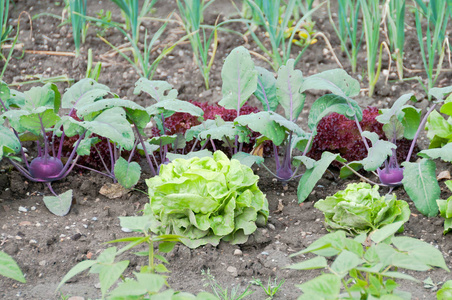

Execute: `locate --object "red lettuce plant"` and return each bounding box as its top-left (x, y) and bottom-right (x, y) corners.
top-left (308, 107), bottom-right (417, 167)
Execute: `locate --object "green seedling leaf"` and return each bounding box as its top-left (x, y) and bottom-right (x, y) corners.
top-left (76, 137), bottom-right (99, 156)
top-left (392, 236), bottom-right (450, 271)
top-left (286, 256), bottom-right (327, 270)
top-left (56, 260), bottom-right (97, 291)
top-left (62, 78), bottom-right (110, 109)
top-left (254, 66), bottom-right (278, 111)
top-left (109, 279), bottom-right (148, 297)
top-left (359, 131), bottom-right (396, 171)
top-left (331, 250), bottom-right (364, 277)
top-left (0, 125), bottom-right (21, 158)
top-left (382, 115), bottom-right (404, 141)
top-left (158, 242), bottom-right (176, 253)
top-left (376, 93), bottom-right (415, 124)
top-left (370, 221), bottom-right (405, 244)
top-left (419, 143), bottom-right (452, 162)
top-left (297, 152), bottom-right (343, 203)
top-left (99, 260), bottom-right (129, 297)
top-left (80, 107), bottom-right (135, 150)
top-left (219, 46), bottom-right (257, 110)
top-left (400, 106), bottom-right (421, 140)
top-left (0, 251), bottom-right (26, 283)
top-left (21, 83), bottom-right (56, 112)
top-left (296, 274), bottom-right (341, 299)
top-left (119, 216), bottom-right (155, 233)
top-left (437, 280), bottom-right (452, 300)
top-left (402, 159), bottom-right (440, 217)
top-left (235, 111), bottom-right (285, 146)
top-left (300, 68), bottom-right (360, 98)
top-left (276, 59), bottom-right (304, 121)
top-left (134, 78), bottom-right (178, 102)
top-left (147, 99), bottom-right (204, 117)
top-left (114, 157), bottom-right (141, 189)
top-left (43, 189), bottom-right (73, 216)
top-left (308, 94), bottom-right (362, 133)
top-left (425, 110), bottom-right (452, 142)
top-left (198, 121), bottom-right (250, 143)
top-left (291, 231), bottom-right (346, 257)
top-left (136, 273), bottom-right (166, 293)
top-left (0, 82), bottom-right (11, 110)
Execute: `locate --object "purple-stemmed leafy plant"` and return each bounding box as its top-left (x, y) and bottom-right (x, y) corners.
top-left (0, 79), bottom-right (136, 215)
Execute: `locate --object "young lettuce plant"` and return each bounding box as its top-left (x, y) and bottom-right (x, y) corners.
top-left (0, 79), bottom-right (138, 216)
top-left (287, 223), bottom-right (450, 299)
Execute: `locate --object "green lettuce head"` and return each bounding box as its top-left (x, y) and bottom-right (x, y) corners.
top-left (144, 151), bottom-right (269, 248)
top-left (314, 182), bottom-right (410, 235)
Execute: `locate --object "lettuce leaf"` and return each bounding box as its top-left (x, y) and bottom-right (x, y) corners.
top-left (314, 183), bottom-right (410, 235)
top-left (144, 151), bottom-right (269, 248)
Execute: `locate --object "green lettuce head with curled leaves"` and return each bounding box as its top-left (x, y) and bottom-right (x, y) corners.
top-left (144, 151), bottom-right (269, 248)
top-left (314, 182), bottom-right (410, 235)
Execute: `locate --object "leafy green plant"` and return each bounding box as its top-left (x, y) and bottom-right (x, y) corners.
top-left (239, 0), bottom-right (319, 71)
top-left (413, 0), bottom-right (450, 95)
top-left (384, 0), bottom-right (406, 80)
top-left (202, 269), bottom-right (254, 300)
top-left (315, 182), bottom-right (410, 235)
top-left (110, 0), bottom-right (157, 45)
top-left (57, 215), bottom-right (217, 299)
top-left (0, 251), bottom-right (26, 283)
top-left (250, 277), bottom-right (285, 299)
top-left (287, 223), bottom-right (450, 299)
top-left (437, 280), bottom-right (452, 299)
top-left (177, 0), bottom-right (219, 89)
top-left (67, 0), bottom-right (88, 56)
top-left (327, 0), bottom-right (362, 73)
top-left (144, 150), bottom-right (269, 248)
top-left (360, 0), bottom-right (386, 96)
top-left (436, 180), bottom-right (452, 234)
top-left (0, 79), bottom-right (140, 215)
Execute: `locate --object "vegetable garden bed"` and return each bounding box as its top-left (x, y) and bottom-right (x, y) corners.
top-left (1, 0), bottom-right (452, 299)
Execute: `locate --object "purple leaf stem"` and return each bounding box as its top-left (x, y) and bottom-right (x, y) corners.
top-left (302, 133), bottom-right (314, 157)
top-left (133, 125), bottom-right (157, 176)
top-left (405, 103), bottom-right (437, 162)
top-left (346, 99), bottom-right (370, 151)
top-left (127, 138), bottom-right (139, 164)
top-left (7, 158), bottom-right (38, 182)
top-left (190, 138), bottom-right (199, 152)
top-left (38, 114), bottom-right (49, 158)
top-left (56, 132), bottom-right (86, 178)
top-left (36, 140), bottom-right (42, 157)
top-left (93, 144), bottom-right (114, 177)
top-left (210, 138), bottom-right (217, 151)
top-left (107, 138), bottom-right (115, 172)
top-left (45, 182), bottom-right (58, 197)
top-left (72, 162), bottom-right (115, 180)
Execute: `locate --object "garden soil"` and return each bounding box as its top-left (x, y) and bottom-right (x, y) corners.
top-left (1, 1), bottom-right (451, 299)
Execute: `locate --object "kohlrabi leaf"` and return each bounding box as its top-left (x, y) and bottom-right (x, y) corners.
top-left (0, 251), bottom-right (26, 283)
top-left (382, 115), bottom-right (404, 141)
top-left (198, 121), bottom-right (251, 143)
top-left (76, 136), bottom-right (99, 156)
top-left (79, 107), bottom-right (135, 150)
top-left (18, 109), bottom-right (61, 136)
top-left (290, 132), bottom-right (312, 154)
top-left (231, 151), bottom-right (264, 167)
top-left (43, 189), bottom-right (73, 216)
top-left (146, 99), bottom-right (204, 117)
top-left (134, 78), bottom-right (178, 102)
top-left (339, 162), bottom-right (363, 179)
top-left (22, 83), bottom-right (56, 112)
top-left (418, 143), bottom-right (452, 162)
top-left (400, 106), bottom-right (421, 140)
top-left (76, 99), bottom-right (149, 127)
top-left (114, 157), bottom-right (141, 189)
top-left (376, 93), bottom-right (416, 124)
top-left (147, 134), bottom-right (178, 146)
top-left (300, 69), bottom-right (360, 98)
top-left (276, 59), bottom-right (304, 121)
top-left (234, 111), bottom-right (286, 146)
top-left (0, 125), bottom-right (21, 158)
top-left (0, 81), bottom-right (11, 111)
top-left (61, 78), bottom-right (110, 109)
top-left (308, 94), bottom-right (362, 133)
top-left (269, 111), bottom-right (305, 136)
top-left (429, 86), bottom-right (452, 102)
top-left (57, 116), bottom-right (86, 137)
top-left (219, 46), bottom-right (258, 110)
top-left (297, 152), bottom-right (343, 202)
top-left (254, 66), bottom-right (278, 111)
top-left (402, 159), bottom-right (440, 217)
top-left (359, 131), bottom-right (396, 171)
top-left (185, 119), bottom-right (217, 142)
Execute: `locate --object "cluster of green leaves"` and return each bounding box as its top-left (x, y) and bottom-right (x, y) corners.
top-left (202, 269), bottom-right (254, 300)
top-left (438, 280), bottom-right (452, 299)
top-left (287, 223), bottom-right (450, 299)
top-left (424, 88), bottom-right (452, 150)
top-left (0, 250), bottom-right (26, 283)
top-left (144, 150), bottom-right (269, 248)
top-left (314, 183), bottom-right (410, 235)
top-left (57, 215), bottom-right (218, 299)
top-left (436, 180), bottom-right (452, 235)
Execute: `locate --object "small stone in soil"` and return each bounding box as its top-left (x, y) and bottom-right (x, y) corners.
top-left (233, 249), bottom-right (243, 256)
top-left (18, 206), bottom-right (28, 212)
top-left (121, 227), bottom-right (132, 233)
top-left (226, 266), bottom-right (238, 277)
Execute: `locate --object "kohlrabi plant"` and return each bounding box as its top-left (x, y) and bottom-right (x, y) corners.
top-left (314, 182), bottom-right (410, 235)
top-left (144, 150), bottom-right (269, 248)
top-left (0, 79), bottom-right (139, 215)
top-left (57, 215), bottom-right (218, 299)
top-left (287, 223), bottom-right (450, 299)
